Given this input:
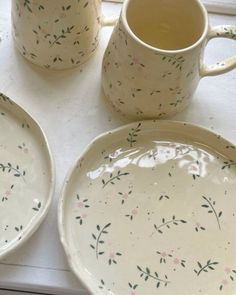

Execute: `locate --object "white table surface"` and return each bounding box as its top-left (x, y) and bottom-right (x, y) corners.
top-left (0, 1), bottom-right (235, 294)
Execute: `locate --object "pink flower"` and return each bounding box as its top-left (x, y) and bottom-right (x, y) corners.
top-left (109, 252), bottom-right (115, 259)
top-left (5, 190), bottom-right (11, 196)
top-left (131, 209), bottom-right (138, 215)
top-left (225, 267), bottom-right (231, 274)
top-left (192, 165), bottom-right (198, 171)
top-left (196, 222), bottom-right (201, 227)
top-left (222, 279), bottom-right (228, 285)
top-left (130, 292), bottom-right (136, 295)
top-left (133, 57), bottom-right (140, 64)
top-left (81, 213), bottom-right (87, 219)
top-left (161, 251), bottom-right (167, 257)
top-left (24, 148), bottom-right (29, 154)
top-left (123, 193), bottom-right (129, 200)
top-left (77, 202), bottom-right (84, 208)
top-left (173, 258), bottom-right (180, 265)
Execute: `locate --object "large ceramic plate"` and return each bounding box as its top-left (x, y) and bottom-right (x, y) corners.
top-left (58, 120), bottom-right (236, 295)
top-left (0, 93), bottom-right (55, 259)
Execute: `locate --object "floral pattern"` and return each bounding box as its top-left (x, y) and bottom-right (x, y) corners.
top-left (12, 0), bottom-right (102, 69)
top-left (194, 259), bottom-right (219, 276)
top-left (60, 121), bottom-right (236, 295)
top-left (102, 16), bottom-right (236, 119)
top-left (0, 93), bottom-right (53, 259)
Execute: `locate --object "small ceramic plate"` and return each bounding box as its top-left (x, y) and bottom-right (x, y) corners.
top-left (0, 93), bottom-right (55, 259)
top-left (59, 120), bottom-right (236, 295)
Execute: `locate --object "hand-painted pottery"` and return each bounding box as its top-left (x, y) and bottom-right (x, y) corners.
top-left (58, 120), bottom-right (236, 295)
top-left (0, 93), bottom-right (55, 259)
top-left (11, 0), bottom-right (116, 70)
top-left (102, 0), bottom-right (236, 119)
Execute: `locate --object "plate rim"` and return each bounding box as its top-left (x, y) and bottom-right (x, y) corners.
top-left (58, 119), bottom-right (236, 295)
top-left (0, 92), bottom-right (55, 260)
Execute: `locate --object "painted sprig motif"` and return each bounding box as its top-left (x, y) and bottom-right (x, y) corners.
top-left (159, 54), bottom-right (185, 71)
top-left (90, 223), bottom-right (111, 259)
top-left (137, 266), bottom-right (170, 288)
top-left (156, 251), bottom-right (186, 267)
top-left (1, 184), bottom-right (14, 202)
top-left (23, 0), bottom-right (32, 13)
top-left (102, 171), bottom-right (129, 188)
top-left (221, 160), bottom-right (236, 170)
top-left (201, 196), bottom-right (222, 230)
top-left (128, 283), bottom-right (138, 292)
top-left (194, 259), bottom-right (219, 276)
top-left (108, 252), bottom-right (122, 265)
top-left (127, 123), bottom-right (141, 147)
top-left (49, 26), bottom-right (75, 47)
top-left (0, 162), bottom-right (26, 181)
top-left (219, 267), bottom-right (236, 291)
top-left (75, 193), bottom-right (90, 225)
top-left (154, 216), bottom-right (187, 234)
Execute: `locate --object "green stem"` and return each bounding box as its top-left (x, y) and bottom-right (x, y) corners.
top-left (50, 35), bottom-right (64, 47)
top-left (203, 196), bottom-right (221, 230)
top-left (197, 262), bottom-right (215, 276)
top-left (225, 163), bottom-right (236, 169)
top-left (159, 53), bottom-right (184, 63)
top-left (103, 173), bottom-right (128, 188)
top-left (95, 224), bottom-right (107, 259)
top-left (155, 219), bottom-right (182, 231)
top-left (0, 164), bottom-right (25, 182)
top-left (140, 269), bottom-right (170, 284)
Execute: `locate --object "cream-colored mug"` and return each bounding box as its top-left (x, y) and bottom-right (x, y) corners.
top-left (102, 0), bottom-right (236, 119)
top-left (11, 0), bottom-right (116, 70)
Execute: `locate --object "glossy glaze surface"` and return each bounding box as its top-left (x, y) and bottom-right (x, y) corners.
top-left (59, 120), bottom-right (236, 295)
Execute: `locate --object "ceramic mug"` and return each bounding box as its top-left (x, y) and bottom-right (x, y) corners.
top-left (102, 0), bottom-right (236, 119)
top-left (11, 0), bottom-right (116, 70)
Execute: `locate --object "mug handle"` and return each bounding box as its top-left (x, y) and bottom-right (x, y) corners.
top-left (200, 25), bottom-right (236, 77)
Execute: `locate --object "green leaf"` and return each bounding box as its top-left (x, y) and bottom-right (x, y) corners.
top-left (104, 223), bottom-right (111, 229)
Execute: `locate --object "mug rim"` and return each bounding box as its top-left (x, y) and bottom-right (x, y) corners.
top-left (122, 0), bottom-right (209, 53)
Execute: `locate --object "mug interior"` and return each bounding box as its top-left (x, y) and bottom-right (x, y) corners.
top-left (126, 0), bottom-right (206, 50)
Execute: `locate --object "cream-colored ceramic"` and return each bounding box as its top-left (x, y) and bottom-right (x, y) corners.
top-left (11, 0), bottom-right (116, 70)
top-left (0, 93), bottom-right (55, 259)
top-left (102, 0), bottom-right (236, 119)
top-left (58, 120), bottom-right (236, 295)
